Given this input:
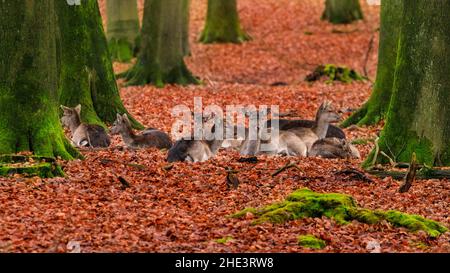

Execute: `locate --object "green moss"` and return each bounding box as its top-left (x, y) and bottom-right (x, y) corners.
top-left (215, 236), bottom-right (234, 244)
top-left (0, 154), bottom-right (65, 178)
top-left (108, 38), bottom-right (134, 63)
top-left (305, 64), bottom-right (366, 84)
top-left (0, 162), bottom-right (64, 178)
top-left (298, 235), bottom-right (326, 249)
top-left (351, 138), bottom-right (375, 145)
top-left (233, 188), bottom-right (447, 238)
top-left (119, 60), bottom-right (199, 88)
top-left (383, 211), bottom-right (447, 238)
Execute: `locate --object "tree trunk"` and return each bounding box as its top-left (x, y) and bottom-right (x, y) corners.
top-left (364, 0), bottom-right (450, 167)
top-left (182, 0), bottom-right (191, 56)
top-left (342, 0), bottom-right (402, 127)
top-left (322, 0), bottom-right (364, 24)
top-left (199, 0), bottom-right (250, 44)
top-left (106, 0), bottom-right (140, 62)
top-left (56, 0), bottom-right (142, 128)
top-left (0, 0), bottom-right (76, 160)
top-left (119, 0), bottom-right (198, 87)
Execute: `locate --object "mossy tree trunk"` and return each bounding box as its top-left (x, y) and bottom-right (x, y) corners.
top-left (106, 0), bottom-right (140, 62)
top-left (364, 0), bottom-right (450, 167)
top-left (119, 0), bottom-right (198, 87)
top-left (182, 0), bottom-right (191, 56)
top-left (342, 0), bottom-right (402, 127)
top-left (322, 0), bottom-right (364, 24)
top-left (0, 0), bottom-right (77, 160)
top-left (56, 0), bottom-right (142, 129)
top-left (199, 0), bottom-right (250, 44)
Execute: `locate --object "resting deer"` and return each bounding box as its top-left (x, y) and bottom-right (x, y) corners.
top-left (167, 112), bottom-right (225, 163)
top-left (266, 106), bottom-right (346, 139)
top-left (309, 137), bottom-right (360, 159)
top-left (285, 101), bottom-right (341, 153)
top-left (111, 114), bottom-right (172, 149)
top-left (60, 104), bottom-right (111, 148)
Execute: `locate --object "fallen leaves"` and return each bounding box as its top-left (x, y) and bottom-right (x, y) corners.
top-left (0, 0), bottom-right (448, 253)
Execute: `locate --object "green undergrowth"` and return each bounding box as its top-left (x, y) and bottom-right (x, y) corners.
top-left (232, 188), bottom-right (447, 238)
top-left (0, 155), bottom-right (64, 178)
top-left (351, 138), bottom-right (375, 145)
top-left (215, 236), bottom-right (234, 244)
top-left (297, 235), bottom-right (326, 249)
top-left (305, 64), bottom-right (367, 83)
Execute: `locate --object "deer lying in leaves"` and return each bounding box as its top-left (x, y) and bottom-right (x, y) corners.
top-left (60, 104), bottom-right (111, 148)
top-left (244, 101), bottom-right (360, 159)
top-left (309, 137), bottom-right (360, 159)
top-left (167, 112), bottom-right (225, 163)
top-left (111, 114), bottom-right (172, 149)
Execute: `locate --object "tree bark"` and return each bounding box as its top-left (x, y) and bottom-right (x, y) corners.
top-left (364, 0), bottom-right (450, 167)
top-left (0, 0), bottom-right (77, 159)
top-left (342, 0), bottom-right (402, 127)
top-left (56, 0), bottom-right (142, 128)
top-left (322, 0), bottom-right (364, 24)
top-left (106, 0), bottom-right (140, 62)
top-left (199, 0), bottom-right (250, 44)
top-left (119, 0), bottom-right (198, 87)
top-left (182, 0), bottom-right (191, 56)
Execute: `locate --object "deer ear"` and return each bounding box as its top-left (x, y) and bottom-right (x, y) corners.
top-left (122, 114), bottom-right (130, 123)
top-left (60, 105), bottom-right (70, 112)
top-left (116, 113), bottom-right (122, 120)
top-left (74, 104), bottom-right (82, 115)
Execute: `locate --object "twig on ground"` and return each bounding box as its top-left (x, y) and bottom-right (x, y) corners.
top-left (271, 161), bottom-right (301, 177)
top-left (399, 153), bottom-right (417, 193)
top-left (334, 168), bottom-right (374, 183)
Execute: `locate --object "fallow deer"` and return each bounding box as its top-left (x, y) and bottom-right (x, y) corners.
top-left (60, 104), bottom-right (111, 148)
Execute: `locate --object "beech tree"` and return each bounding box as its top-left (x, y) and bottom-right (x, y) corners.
top-left (322, 0), bottom-right (364, 24)
top-left (119, 0), bottom-right (198, 87)
top-left (342, 0), bottom-right (401, 127)
top-left (363, 0), bottom-right (450, 167)
top-left (199, 0), bottom-right (250, 44)
top-left (57, 0), bottom-right (141, 128)
top-left (0, 0), bottom-right (140, 161)
top-left (0, 0), bottom-right (75, 159)
top-left (106, 0), bottom-right (140, 62)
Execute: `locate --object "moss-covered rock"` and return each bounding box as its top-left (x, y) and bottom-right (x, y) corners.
top-left (232, 188), bottom-right (447, 238)
top-left (298, 235), bottom-right (326, 249)
top-left (305, 64), bottom-right (366, 84)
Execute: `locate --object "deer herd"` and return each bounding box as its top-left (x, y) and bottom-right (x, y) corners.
top-left (60, 101), bottom-right (360, 163)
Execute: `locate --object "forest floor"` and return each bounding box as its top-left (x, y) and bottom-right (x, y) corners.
top-left (0, 0), bottom-right (448, 253)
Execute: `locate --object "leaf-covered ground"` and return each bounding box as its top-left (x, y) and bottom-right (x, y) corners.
top-left (0, 0), bottom-right (448, 253)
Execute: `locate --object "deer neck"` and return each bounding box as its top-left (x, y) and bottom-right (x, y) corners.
top-left (68, 115), bottom-right (82, 135)
top-left (120, 126), bottom-right (137, 146)
top-left (204, 139), bottom-right (223, 155)
top-left (312, 116), bottom-right (329, 140)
